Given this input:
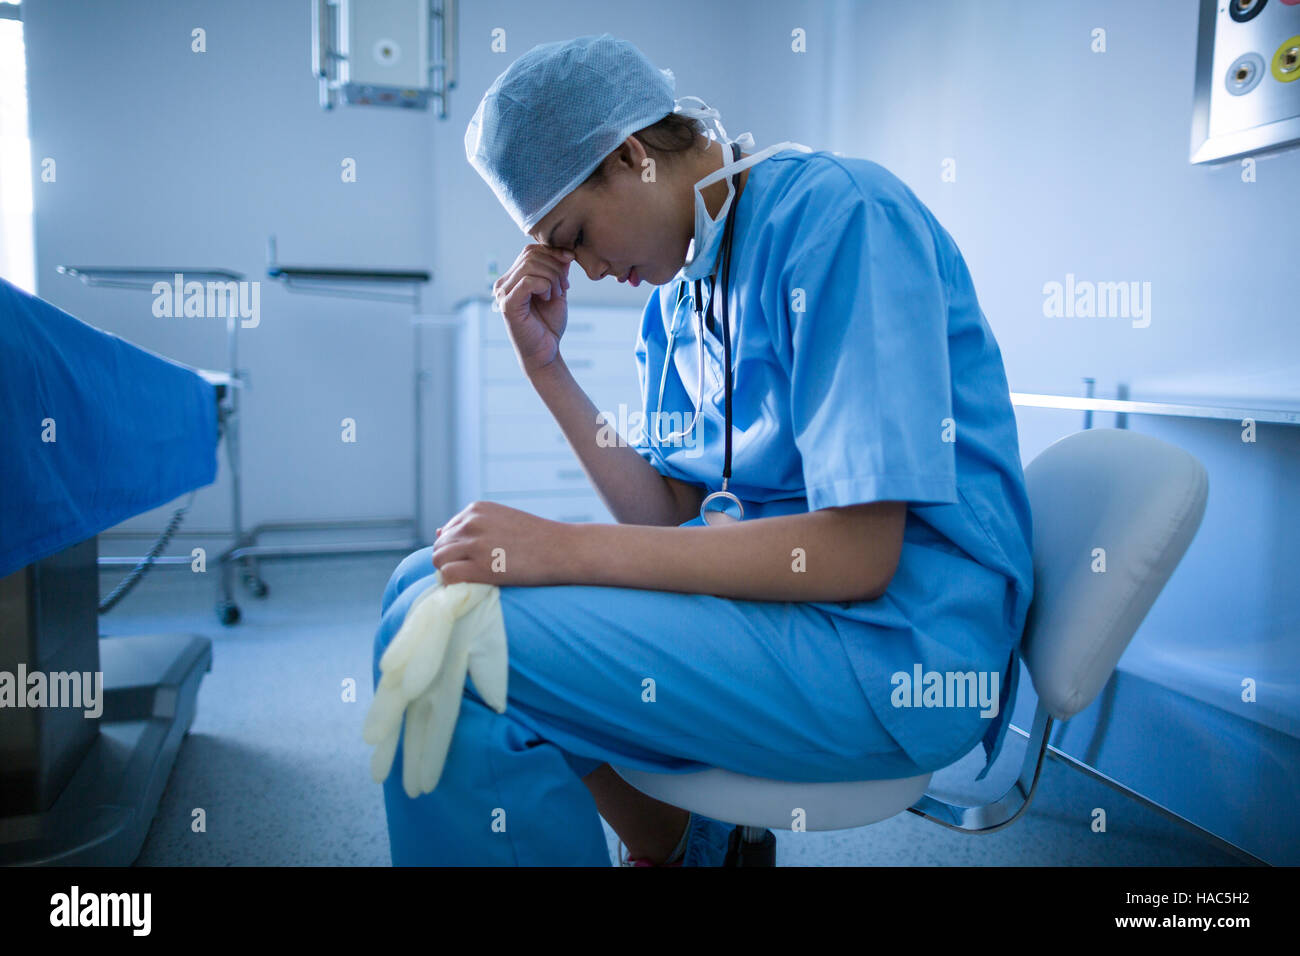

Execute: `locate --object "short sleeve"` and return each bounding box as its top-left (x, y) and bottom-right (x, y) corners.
top-left (775, 190), bottom-right (957, 511)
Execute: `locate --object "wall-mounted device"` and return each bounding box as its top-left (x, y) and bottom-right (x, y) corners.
top-left (312, 0), bottom-right (458, 117)
top-left (1191, 0), bottom-right (1300, 163)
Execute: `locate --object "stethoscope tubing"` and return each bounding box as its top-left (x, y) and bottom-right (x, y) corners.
top-left (648, 142), bottom-right (745, 523)
top-left (651, 143), bottom-right (743, 454)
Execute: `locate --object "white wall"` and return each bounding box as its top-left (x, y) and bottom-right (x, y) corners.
top-left (826, 0), bottom-right (1299, 409)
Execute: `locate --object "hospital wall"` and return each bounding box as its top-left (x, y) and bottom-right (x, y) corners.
top-left (820, 0), bottom-right (1299, 850)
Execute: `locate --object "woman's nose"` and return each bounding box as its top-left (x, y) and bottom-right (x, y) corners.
top-left (573, 248), bottom-right (605, 281)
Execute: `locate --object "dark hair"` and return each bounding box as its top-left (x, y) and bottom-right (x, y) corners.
top-left (582, 112), bottom-right (707, 187)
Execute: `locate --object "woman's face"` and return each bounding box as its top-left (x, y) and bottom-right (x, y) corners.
top-left (530, 136), bottom-right (697, 288)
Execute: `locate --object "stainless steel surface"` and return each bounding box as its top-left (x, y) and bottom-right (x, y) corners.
top-left (280, 275), bottom-right (421, 305)
top-left (1011, 391), bottom-right (1300, 426)
top-left (428, 0), bottom-right (455, 118)
top-left (908, 702), bottom-right (1053, 834)
top-left (311, 0), bottom-right (328, 82)
top-left (445, 0), bottom-right (457, 90)
top-left (1190, 0), bottom-right (1300, 163)
top-left (57, 265), bottom-right (245, 285)
top-left (97, 556), bottom-right (199, 566)
top-left (223, 539), bottom-right (419, 561)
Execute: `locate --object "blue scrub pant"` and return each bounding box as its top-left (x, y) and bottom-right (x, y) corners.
top-left (373, 546), bottom-right (950, 866)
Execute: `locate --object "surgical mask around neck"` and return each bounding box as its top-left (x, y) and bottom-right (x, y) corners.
top-left (670, 97), bottom-right (751, 283)
top-left (677, 139), bottom-right (816, 282)
top-left (681, 144), bottom-right (740, 282)
top-left (668, 96), bottom-right (812, 283)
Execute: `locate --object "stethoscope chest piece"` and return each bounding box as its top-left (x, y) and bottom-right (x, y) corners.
top-left (700, 487), bottom-right (744, 525)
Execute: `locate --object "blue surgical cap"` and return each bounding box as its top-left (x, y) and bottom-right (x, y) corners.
top-left (465, 34), bottom-right (678, 234)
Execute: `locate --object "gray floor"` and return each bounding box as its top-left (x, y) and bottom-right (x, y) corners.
top-left (99, 551), bottom-right (1246, 866)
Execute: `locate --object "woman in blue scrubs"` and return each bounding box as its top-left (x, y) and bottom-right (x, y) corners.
top-left (374, 35), bottom-right (1033, 866)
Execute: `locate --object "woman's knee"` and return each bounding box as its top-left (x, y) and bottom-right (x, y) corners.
top-left (372, 570), bottom-right (443, 679)
top-left (381, 546), bottom-right (438, 617)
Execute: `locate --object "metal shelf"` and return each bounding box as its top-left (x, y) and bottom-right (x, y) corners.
top-left (1012, 391), bottom-right (1300, 427)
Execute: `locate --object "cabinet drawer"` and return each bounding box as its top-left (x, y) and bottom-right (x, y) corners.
top-left (479, 341), bottom-right (524, 380)
top-left (483, 455), bottom-right (591, 493)
top-left (482, 382), bottom-right (549, 417)
top-left (478, 340), bottom-right (638, 383)
top-left (480, 306), bottom-right (641, 347)
top-left (483, 381), bottom-right (642, 421)
top-left (483, 415), bottom-right (571, 457)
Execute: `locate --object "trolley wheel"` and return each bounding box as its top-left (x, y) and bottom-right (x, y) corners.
top-left (217, 601), bottom-right (241, 626)
top-left (243, 575), bottom-right (269, 598)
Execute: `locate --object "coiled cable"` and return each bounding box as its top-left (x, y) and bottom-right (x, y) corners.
top-left (98, 490), bottom-right (197, 614)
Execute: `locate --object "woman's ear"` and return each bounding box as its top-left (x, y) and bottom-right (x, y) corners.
top-left (617, 135), bottom-right (650, 173)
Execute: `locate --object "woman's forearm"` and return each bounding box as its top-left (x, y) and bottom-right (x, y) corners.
top-left (561, 503), bottom-right (906, 603)
top-left (528, 357), bottom-right (692, 526)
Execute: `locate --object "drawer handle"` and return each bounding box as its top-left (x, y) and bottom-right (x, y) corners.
top-left (554, 469), bottom-right (585, 480)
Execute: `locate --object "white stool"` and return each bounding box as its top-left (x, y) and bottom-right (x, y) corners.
top-left (614, 428), bottom-right (1209, 849)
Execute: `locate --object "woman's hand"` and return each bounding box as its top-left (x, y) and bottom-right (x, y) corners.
top-left (493, 244), bottom-right (575, 376)
top-left (432, 500), bottom-right (573, 587)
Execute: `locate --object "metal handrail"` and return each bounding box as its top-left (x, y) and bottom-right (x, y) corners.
top-left (56, 265), bottom-right (246, 288)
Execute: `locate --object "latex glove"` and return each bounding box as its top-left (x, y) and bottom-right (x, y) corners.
top-left (364, 581), bottom-right (508, 798)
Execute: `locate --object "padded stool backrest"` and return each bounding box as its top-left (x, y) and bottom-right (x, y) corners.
top-left (1021, 428), bottom-right (1208, 720)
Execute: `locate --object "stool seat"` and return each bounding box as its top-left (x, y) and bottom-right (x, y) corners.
top-left (613, 429), bottom-right (1210, 845)
top-left (613, 766), bottom-right (933, 832)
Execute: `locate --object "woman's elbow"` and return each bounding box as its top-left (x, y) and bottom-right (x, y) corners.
top-left (825, 559), bottom-right (897, 603)
top-left (856, 566), bottom-right (896, 603)
top-left (841, 508), bottom-right (906, 602)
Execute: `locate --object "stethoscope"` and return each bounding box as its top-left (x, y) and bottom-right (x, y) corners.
top-left (652, 142), bottom-right (745, 526)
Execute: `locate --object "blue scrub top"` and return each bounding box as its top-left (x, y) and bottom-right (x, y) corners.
top-left (631, 150), bottom-right (1034, 778)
